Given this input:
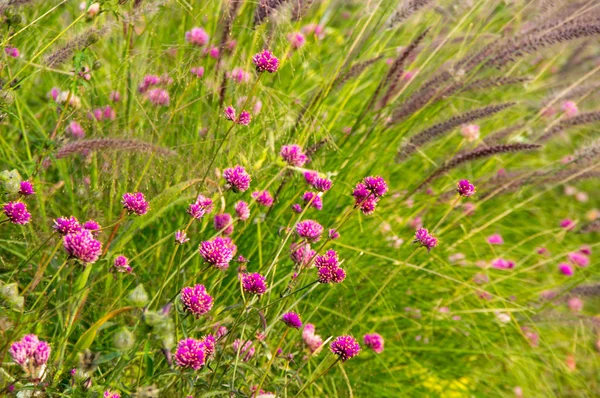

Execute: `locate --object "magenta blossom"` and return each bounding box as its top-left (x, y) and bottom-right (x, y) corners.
top-left (457, 179), bottom-right (476, 197)
top-left (281, 312), bottom-right (303, 329)
top-left (138, 75), bottom-right (161, 93)
top-left (3, 202), bottom-right (31, 225)
top-left (113, 255), bottom-right (132, 274)
top-left (223, 165), bottom-right (251, 192)
top-left (199, 236), bottom-right (235, 270)
top-left (252, 50), bottom-right (279, 73)
top-left (352, 182), bottom-right (379, 215)
top-left (53, 216), bottom-right (82, 235)
top-left (175, 338), bottom-right (206, 370)
top-left (302, 191), bottom-right (323, 210)
top-left (304, 170), bottom-right (318, 185)
top-left (224, 106), bottom-right (251, 125)
top-left (316, 250), bottom-right (346, 284)
top-left (568, 252), bottom-right (589, 267)
top-left (122, 192), bottom-right (149, 215)
top-left (63, 229), bottom-right (102, 264)
top-left (147, 88), bottom-right (170, 106)
top-left (235, 201), bottom-right (250, 220)
top-left (82, 219), bottom-right (101, 234)
top-left (288, 32), bottom-right (306, 49)
top-left (363, 333), bottom-right (384, 354)
top-left (19, 181), bottom-right (35, 196)
top-left (175, 230), bottom-right (190, 245)
top-left (180, 284), bottom-right (213, 317)
top-left (280, 144), bottom-right (308, 167)
top-left (558, 263), bottom-right (574, 276)
top-left (491, 258), bottom-right (515, 270)
top-left (67, 121), bottom-right (85, 138)
top-left (232, 339), bottom-right (255, 362)
top-left (560, 218), bottom-right (575, 230)
top-left (296, 219), bottom-right (324, 242)
top-left (302, 324), bottom-right (323, 353)
top-left (313, 177), bottom-right (333, 192)
top-left (185, 27), bottom-right (209, 46)
top-left (290, 242), bottom-right (316, 266)
top-left (241, 272), bottom-right (267, 295)
top-left (413, 228), bottom-right (438, 252)
top-left (329, 228), bottom-right (340, 240)
top-left (252, 190), bottom-right (274, 207)
top-left (9, 334), bottom-right (50, 379)
top-left (291, 204), bottom-right (302, 213)
top-left (191, 66), bottom-right (205, 77)
top-left (214, 213), bottom-right (234, 235)
top-left (330, 335), bottom-right (360, 361)
top-left (188, 194), bottom-right (214, 220)
top-left (5, 46), bottom-right (20, 58)
top-left (487, 234), bottom-right (504, 245)
top-left (363, 176), bottom-right (388, 197)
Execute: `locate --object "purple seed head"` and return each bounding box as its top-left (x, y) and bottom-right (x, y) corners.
top-left (19, 181), bottom-right (35, 196)
top-left (457, 179), bottom-right (476, 197)
top-left (63, 229), bottom-right (103, 264)
top-left (122, 192), bottom-right (149, 216)
top-left (199, 236), bottom-right (235, 270)
top-left (223, 166), bottom-right (251, 193)
top-left (3, 202), bottom-right (32, 225)
top-left (280, 144), bottom-right (308, 167)
top-left (252, 49), bottom-right (280, 73)
top-left (363, 333), bottom-right (384, 354)
top-left (413, 228), bottom-right (438, 252)
top-left (53, 216), bottom-right (82, 235)
top-left (174, 338), bottom-right (206, 370)
top-left (235, 201), bottom-right (250, 220)
top-left (214, 213), bottom-right (234, 235)
top-left (302, 191), bottom-right (323, 210)
top-left (241, 272), bottom-right (267, 295)
top-left (281, 312), bottom-right (303, 329)
top-left (330, 335), bottom-right (360, 361)
top-left (252, 190), bottom-right (274, 207)
top-left (175, 230), bottom-right (190, 245)
top-left (180, 284), bottom-right (213, 317)
top-left (295, 219), bottom-right (324, 242)
top-left (185, 27), bottom-right (209, 46)
top-left (113, 255), bottom-right (132, 273)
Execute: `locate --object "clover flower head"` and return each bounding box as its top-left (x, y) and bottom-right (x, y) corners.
top-left (223, 166), bottom-right (251, 192)
top-left (281, 312), bottom-right (303, 329)
top-left (241, 272), bottom-right (267, 295)
top-left (280, 144), bottom-right (308, 167)
top-left (3, 202), bottom-right (31, 225)
top-left (363, 333), bottom-right (384, 354)
top-left (199, 236), bottom-right (235, 270)
top-left (180, 284), bottom-right (213, 317)
top-left (235, 201), bottom-right (250, 220)
top-left (63, 229), bottom-right (103, 264)
top-left (413, 228), bottom-right (438, 252)
top-left (175, 338), bottom-right (206, 370)
top-left (457, 179), bottom-right (476, 197)
top-left (330, 335), bottom-right (360, 361)
top-left (296, 219), bottom-right (324, 242)
top-left (122, 192), bottom-right (149, 215)
top-left (252, 50), bottom-right (279, 73)
top-left (185, 27), bottom-right (209, 46)
top-left (252, 190), bottom-right (274, 207)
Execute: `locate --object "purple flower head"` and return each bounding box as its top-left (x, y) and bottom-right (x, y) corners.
top-left (102, 106), bottom-right (116, 120)
top-left (363, 333), bottom-right (384, 354)
top-left (147, 88), bottom-right (170, 106)
top-left (113, 255), bottom-right (132, 273)
top-left (235, 201), bottom-right (250, 220)
top-left (122, 192), bottom-right (149, 215)
top-left (9, 334), bottom-right (51, 369)
top-left (53, 216), bottom-right (82, 235)
top-left (579, 245), bottom-right (592, 256)
top-left (491, 258), bottom-right (515, 270)
top-left (290, 242), bottom-right (315, 266)
top-left (313, 177), bottom-right (333, 192)
top-left (5, 46), bottom-right (20, 58)
top-left (330, 335), bottom-right (360, 361)
top-left (457, 179), bottom-right (476, 197)
top-left (187, 194), bottom-right (214, 220)
top-left (252, 50), bottom-right (280, 73)
top-left (238, 110), bottom-right (251, 125)
top-left (280, 144), bottom-right (308, 167)
top-left (63, 229), bottom-right (103, 264)
top-left (232, 339), bottom-right (255, 362)
top-left (252, 190), bottom-right (274, 207)
top-left (202, 334), bottom-right (216, 360)
top-left (229, 67), bottom-right (250, 83)
top-left (3, 202), bottom-right (31, 225)
top-left (302, 191), bottom-right (323, 210)
top-left (67, 121), bottom-right (85, 138)
top-left (329, 228), bottom-right (340, 240)
top-left (559, 263), bottom-right (574, 276)
top-left (304, 171), bottom-right (318, 185)
top-left (191, 66), bottom-right (205, 77)
top-left (363, 176), bottom-right (388, 198)
top-left (568, 252), bottom-right (589, 267)
top-left (138, 74), bottom-right (161, 93)
top-left (413, 228), bottom-right (438, 252)
top-left (487, 234), bottom-right (504, 245)
top-left (199, 236), bottom-right (235, 270)
top-left (224, 106), bottom-right (236, 121)
top-left (560, 218), bottom-right (575, 230)
top-left (241, 272), bottom-right (267, 295)
top-left (291, 204), bottom-right (302, 213)
top-left (296, 219), bottom-right (324, 242)
top-left (288, 32), bottom-right (306, 49)
top-left (109, 91), bottom-right (121, 102)
top-left (214, 213), bottom-right (234, 235)
top-left (104, 392), bottom-right (121, 398)
top-left (175, 230), bottom-right (190, 245)
top-left (315, 250), bottom-right (346, 284)
top-left (175, 338), bottom-right (206, 370)
top-left (185, 27), bottom-right (209, 46)
top-left (19, 181), bottom-right (35, 196)
top-left (180, 284), bottom-right (213, 317)
top-left (302, 324), bottom-right (323, 353)
top-left (223, 165), bottom-right (251, 192)
top-left (82, 219), bottom-right (101, 234)
top-left (352, 183), bottom-right (380, 215)
top-left (281, 312), bottom-right (303, 329)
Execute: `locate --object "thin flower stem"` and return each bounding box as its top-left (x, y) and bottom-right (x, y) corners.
top-left (256, 328), bottom-right (289, 393)
top-left (431, 195), bottom-right (461, 233)
top-left (294, 357), bottom-right (341, 397)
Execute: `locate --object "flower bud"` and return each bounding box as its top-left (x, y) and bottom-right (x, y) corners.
top-left (128, 284), bottom-right (149, 307)
top-left (86, 3), bottom-right (100, 18)
top-left (113, 327), bottom-right (135, 351)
